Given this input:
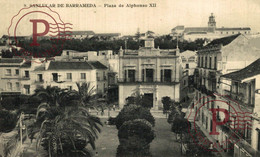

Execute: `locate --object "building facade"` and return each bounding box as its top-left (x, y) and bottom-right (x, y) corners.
top-left (118, 38), bottom-right (182, 110)
top-left (0, 58), bottom-right (108, 97)
top-left (187, 34), bottom-right (260, 156)
top-left (171, 13), bottom-right (251, 42)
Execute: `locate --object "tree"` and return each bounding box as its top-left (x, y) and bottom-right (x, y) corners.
top-left (117, 119), bottom-right (155, 157)
top-left (29, 84), bottom-right (103, 157)
top-left (171, 115), bottom-right (190, 141)
top-left (161, 96), bottom-right (171, 116)
top-left (115, 104), bottom-right (155, 129)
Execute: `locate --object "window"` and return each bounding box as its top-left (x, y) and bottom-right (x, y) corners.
top-left (209, 56), bottom-right (212, 69)
top-left (16, 82), bottom-right (19, 90)
top-left (128, 70), bottom-right (136, 82)
top-left (15, 69), bottom-right (19, 75)
top-left (103, 83), bottom-right (106, 92)
top-left (201, 57), bottom-right (204, 68)
top-left (25, 71), bottom-right (29, 78)
top-left (52, 73), bottom-right (58, 82)
top-left (198, 57), bottom-right (200, 67)
top-left (186, 64), bottom-right (189, 69)
top-left (145, 69), bottom-right (154, 82)
top-left (96, 72), bottom-right (100, 81)
top-left (5, 69), bottom-right (11, 76)
top-left (81, 73), bottom-right (86, 80)
top-left (103, 71), bottom-right (106, 80)
top-left (205, 56), bottom-right (207, 68)
top-left (24, 85), bottom-right (30, 94)
top-left (67, 73), bottom-right (72, 80)
top-left (67, 86), bottom-right (72, 90)
top-left (66, 51), bottom-right (69, 55)
top-left (7, 82), bottom-right (12, 90)
top-left (37, 74), bottom-right (43, 82)
top-left (161, 69), bottom-right (171, 82)
top-left (221, 32), bottom-right (223, 34)
top-left (214, 56), bottom-right (217, 69)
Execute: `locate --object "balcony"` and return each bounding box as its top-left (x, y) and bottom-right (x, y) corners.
top-left (117, 78), bottom-right (179, 85)
top-left (194, 84), bottom-right (215, 97)
top-left (35, 80), bottom-right (44, 84)
top-left (19, 76), bottom-right (30, 80)
top-left (223, 90), bottom-right (254, 108)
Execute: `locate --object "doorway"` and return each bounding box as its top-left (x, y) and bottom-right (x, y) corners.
top-left (144, 93), bottom-right (154, 108)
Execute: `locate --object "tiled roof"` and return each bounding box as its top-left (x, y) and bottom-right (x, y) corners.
top-left (48, 61), bottom-right (93, 70)
top-left (88, 61), bottom-right (108, 70)
top-left (221, 58), bottom-right (260, 81)
top-left (206, 34), bottom-right (240, 47)
top-left (0, 58), bottom-right (23, 63)
top-left (216, 27), bottom-right (251, 31)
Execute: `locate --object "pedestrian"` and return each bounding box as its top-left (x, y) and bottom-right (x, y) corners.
top-left (95, 151), bottom-right (98, 156)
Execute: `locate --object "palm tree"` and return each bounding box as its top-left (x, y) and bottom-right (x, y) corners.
top-left (29, 84), bottom-right (103, 157)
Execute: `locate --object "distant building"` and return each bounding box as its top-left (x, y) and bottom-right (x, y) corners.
top-left (171, 13), bottom-right (251, 42)
top-left (69, 31), bottom-right (95, 39)
top-left (93, 33), bottom-right (121, 40)
top-left (180, 50), bottom-right (198, 76)
top-left (118, 38), bottom-right (183, 110)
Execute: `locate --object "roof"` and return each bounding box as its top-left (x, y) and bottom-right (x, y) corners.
top-left (216, 27), bottom-right (251, 31)
top-left (88, 61), bottom-right (108, 70)
top-left (221, 58), bottom-right (260, 81)
top-left (0, 58), bottom-right (23, 63)
top-left (71, 31), bottom-right (95, 35)
top-left (186, 32), bottom-right (207, 35)
top-left (206, 34), bottom-right (240, 47)
top-left (48, 61), bottom-right (93, 70)
top-left (172, 25), bottom-right (185, 30)
top-left (94, 33), bottom-right (121, 37)
top-left (20, 62), bottom-right (31, 68)
top-left (47, 61), bottom-right (107, 70)
top-left (184, 27), bottom-right (215, 33)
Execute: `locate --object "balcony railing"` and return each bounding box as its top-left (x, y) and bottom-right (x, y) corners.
top-left (35, 80), bottom-right (44, 84)
top-left (118, 78), bottom-right (179, 84)
top-left (194, 84), bottom-right (215, 96)
top-left (223, 90), bottom-right (254, 108)
top-left (19, 76), bottom-right (30, 80)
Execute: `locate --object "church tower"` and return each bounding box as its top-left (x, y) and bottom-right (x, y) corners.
top-left (208, 13), bottom-right (216, 28)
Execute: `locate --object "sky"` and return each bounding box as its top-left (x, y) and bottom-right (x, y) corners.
top-left (1, 0), bottom-right (260, 36)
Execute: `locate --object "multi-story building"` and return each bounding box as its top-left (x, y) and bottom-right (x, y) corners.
top-left (187, 34), bottom-right (260, 156)
top-left (0, 58), bottom-right (24, 98)
top-left (219, 59), bottom-right (260, 157)
top-left (118, 38), bottom-right (182, 110)
top-left (171, 13), bottom-right (251, 42)
top-left (180, 50), bottom-right (198, 76)
top-left (0, 58), bottom-right (108, 97)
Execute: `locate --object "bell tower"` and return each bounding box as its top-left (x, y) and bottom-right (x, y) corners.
top-left (208, 13), bottom-right (216, 28)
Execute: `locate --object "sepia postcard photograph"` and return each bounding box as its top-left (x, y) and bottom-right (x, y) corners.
top-left (0, 0), bottom-right (260, 156)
